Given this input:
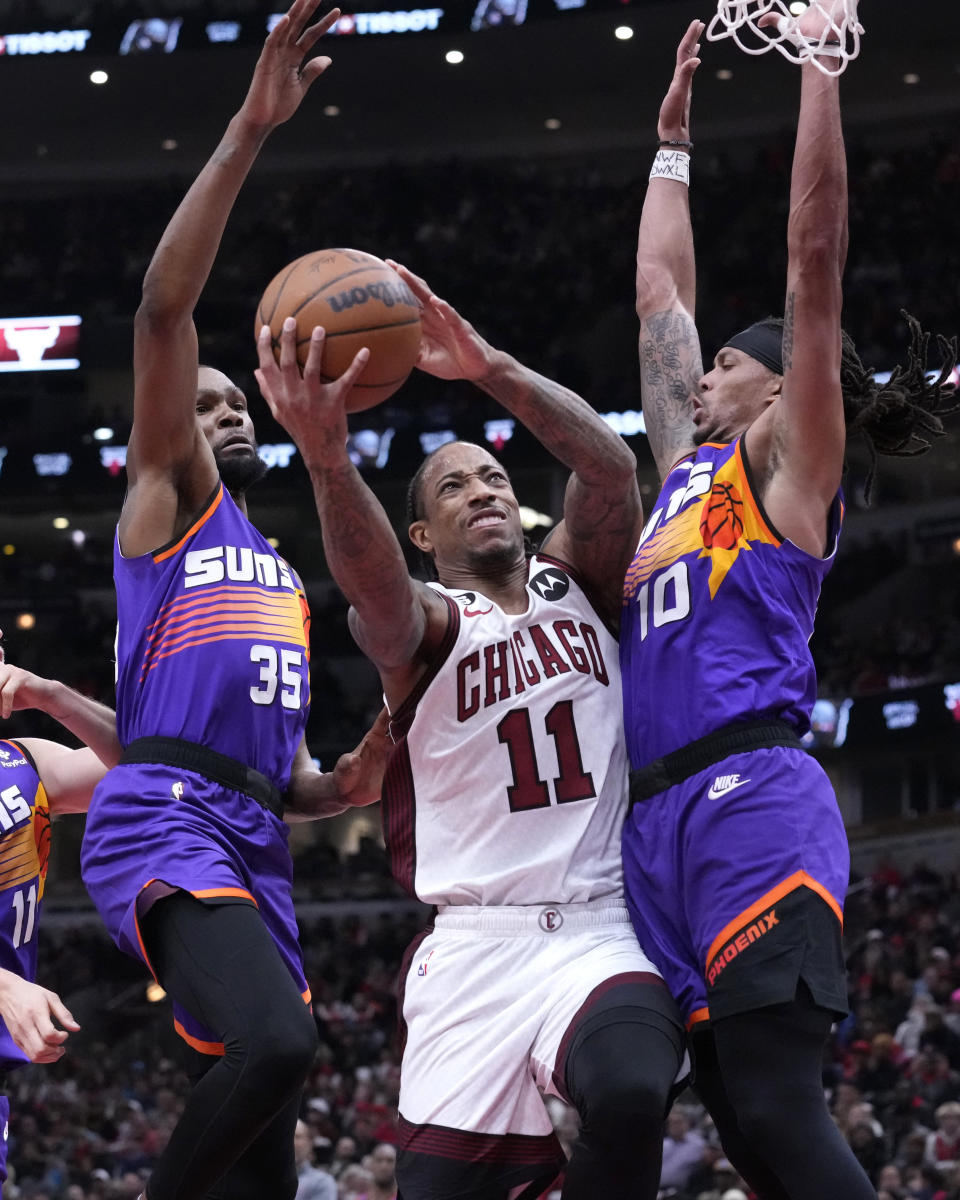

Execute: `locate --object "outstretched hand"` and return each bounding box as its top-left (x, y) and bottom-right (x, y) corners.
top-left (331, 706), bottom-right (393, 808)
top-left (0, 972), bottom-right (80, 1065)
top-left (386, 261), bottom-right (497, 383)
top-left (658, 20), bottom-right (703, 144)
top-left (255, 318), bottom-right (369, 463)
top-left (240, 0), bottom-right (341, 130)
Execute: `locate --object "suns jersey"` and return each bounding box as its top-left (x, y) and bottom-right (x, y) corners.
top-left (0, 740), bottom-right (51, 1070)
top-left (114, 483), bottom-right (310, 790)
top-left (621, 438), bottom-right (842, 769)
top-left (382, 555), bottom-right (629, 906)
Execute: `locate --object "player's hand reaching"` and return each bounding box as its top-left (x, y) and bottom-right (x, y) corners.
top-left (386, 262), bottom-right (497, 383)
top-left (240, 0), bottom-right (340, 131)
top-left (0, 970), bottom-right (80, 1064)
top-left (658, 20), bottom-right (703, 145)
top-left (330, 706), bottom-right (392, 808)
top-left (255, 318), bottom-right (369, 465)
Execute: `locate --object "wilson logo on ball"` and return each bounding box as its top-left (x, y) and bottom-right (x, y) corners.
top-left (256, 248), bottom-right (422, 413)
top-left (326, 280), bottom-right (418, 313)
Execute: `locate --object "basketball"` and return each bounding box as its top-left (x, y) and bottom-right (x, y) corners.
top-left (255, 248), bottom-right (422, 412)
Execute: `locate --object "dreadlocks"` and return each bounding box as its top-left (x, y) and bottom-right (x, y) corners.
top-left (734, 312), bottom-right (958, 503)
top-left (840, 311), bottom-right (959, 502)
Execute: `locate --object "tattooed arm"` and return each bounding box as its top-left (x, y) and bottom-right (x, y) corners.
top-left (635, 21), bottom-right (705, 483)
top-left (389, 264), bottom-right (642, 623)
top-left (747, 2), bottom-right (850, 557)
top-left (255, 322), bottom-right (448, 709)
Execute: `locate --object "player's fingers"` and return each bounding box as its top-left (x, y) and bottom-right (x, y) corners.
top-left (303, 326), bottom-right (328, 381)
top-left (298, 55), bottom-right (333, 88)
top-left (298, 6), bottom-right (340, 50)
top-left (336, 346), bottom-right (370, 390)
top-left (278, 316), bottom-right (300, 375)
top-left (385, 261), bottom-right (432, 304)
top-left (47, 995), bottom-right (80, 1033)
top-left (0, 678), bottom-right (12, 721)
top-left (256, 325), bottom-right (278, 375)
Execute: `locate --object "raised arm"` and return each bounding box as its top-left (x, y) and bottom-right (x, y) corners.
top-left (0, 659), bottom-right (120, 815)
top-left (121, 0), bottom-right (340, 558)
top-left (389, 264), bottom-right (641, 622)
top-left (635, 20), bottom-right (705, 482)
top-left (255, 321), bottom-right (449, 707)
top-left (748, 3), bottom-right (850, 556)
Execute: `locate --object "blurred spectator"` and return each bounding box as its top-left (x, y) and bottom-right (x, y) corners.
top-left (295, 1119), bottom-right (337, 1200)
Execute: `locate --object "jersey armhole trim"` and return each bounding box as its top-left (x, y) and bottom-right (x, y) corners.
top-left (532, 551), bottom-right (620, 642)
top-left (151, 482), bottom-right (224, 563)
top-left (0, 739), bottom-right (38, 774)
top-left (735, 438), bottom-right (784, 547)
top-left (388, 593), bottom-right (460, 741)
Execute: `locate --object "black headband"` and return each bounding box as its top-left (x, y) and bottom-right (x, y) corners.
top-left (724, 322), bottom-right (784, 376)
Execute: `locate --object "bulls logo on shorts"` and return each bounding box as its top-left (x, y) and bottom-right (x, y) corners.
top-left (539, 907), bottom-right (564, 932)
top-left (529, 568), bottom-right (570, 603)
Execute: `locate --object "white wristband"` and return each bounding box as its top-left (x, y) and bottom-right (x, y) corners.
top-left (650, 148), bottom-right (690, 186)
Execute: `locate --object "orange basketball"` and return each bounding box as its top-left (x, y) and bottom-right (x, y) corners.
top-left (255, 248), bottom-right (422, 412)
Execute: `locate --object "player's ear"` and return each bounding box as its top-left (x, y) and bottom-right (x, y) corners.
top-left (409, 520), bottom-right (431, 553)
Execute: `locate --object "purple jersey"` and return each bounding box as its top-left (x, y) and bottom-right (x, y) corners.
top-left (620, 439), bottom-right (842, 767)
top-left (0, 740), bottom-right (50, 1071)
top-left (113, 483), bottom-right (310, 789)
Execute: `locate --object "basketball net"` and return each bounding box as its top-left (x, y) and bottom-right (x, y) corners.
top-left (706, 1), bottom-right (863, 77)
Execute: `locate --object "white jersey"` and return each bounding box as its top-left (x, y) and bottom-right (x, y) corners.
top-left (382, 554), bottom-right (629, 906)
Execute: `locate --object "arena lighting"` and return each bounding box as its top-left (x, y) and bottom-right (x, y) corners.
top-left (518, 505), bottom-right (553, 531)
top-left (445, 48), bottom-right (464, 63)
top-left (92, 427), bottom-right (113, 441)
top-left (89, 69), bottom-right (108, 85)
top-left (267, 537), bottom-right (280, 549)
top-left (544, 117), bottom-right (561, 129)
top-left (788, 2), bottom-right (808, 14)
top-left (716, 68), bottom-right (733, 80)
top-left (903, 73), bottom-right (919, 84)
top-left (145, 982), bottom-right (166, 1002)
top-left (162, 138), bottom-right (178, 150)
top-left (323, 105), bottom-right (341, 117)
top-left (15, 613), bottom-right (36, 631)
top-left (614, 25), bottom-right (634, 40)
top-left (2, 546), bottom-right (14, 557)
top-left (52, 517), bottom-right (69, 530)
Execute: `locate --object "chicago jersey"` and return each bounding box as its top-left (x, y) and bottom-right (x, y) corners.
top-left (383, 555), bottom-right (628, 906)
top-left (113, 483), bottom-right (310, 788)
top-left (0, 740), bottom-right (50, 1071)
top-left (620, 438), bottom-right (842, 768)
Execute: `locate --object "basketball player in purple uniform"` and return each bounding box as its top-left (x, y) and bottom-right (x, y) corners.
top-left (256, 269), bottom-right (687, 1199)
top-left (78, 6), bottom-right (387, 1200)
top-left (0, 640), bottom-right (122, 1195)
top-left (625, 12), bottom-right (955, 1200)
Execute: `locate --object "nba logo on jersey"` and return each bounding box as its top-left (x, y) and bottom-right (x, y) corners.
top-left (538, 908), bottom-right (564, 933)
top-left (528, 568), bottom-right (570, 602)
top-left (417, 950), bottom-right (435, 977)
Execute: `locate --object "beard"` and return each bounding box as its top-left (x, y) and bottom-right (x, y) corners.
top-left (214, 446), bottom-right (269, 495)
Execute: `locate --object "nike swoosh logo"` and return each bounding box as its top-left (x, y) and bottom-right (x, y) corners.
top-left (707, 778), bottom-right (751, 799)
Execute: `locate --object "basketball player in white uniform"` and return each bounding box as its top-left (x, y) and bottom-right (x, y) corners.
top-left (256, 266), bottom-right (685, 1200)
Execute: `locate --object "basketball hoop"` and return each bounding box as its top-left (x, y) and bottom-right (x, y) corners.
top-left (706, 1), bottom-right (863, 77)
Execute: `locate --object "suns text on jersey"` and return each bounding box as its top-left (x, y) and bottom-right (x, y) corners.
top-left (182, 545), bottom-right (297, 592)
top-left (456, 620), bottom-right (609, 721)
